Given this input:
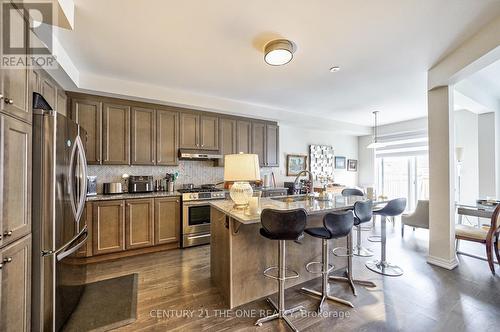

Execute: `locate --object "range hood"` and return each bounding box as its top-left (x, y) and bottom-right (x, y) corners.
top-left (178, 149), bottom-right (222, 160)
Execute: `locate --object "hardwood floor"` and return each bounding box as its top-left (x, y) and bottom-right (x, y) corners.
top-left (86, 219), bottom-right (500, 331)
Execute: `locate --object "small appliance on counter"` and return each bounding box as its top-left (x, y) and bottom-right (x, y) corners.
top-left (103, 182), bottom-right (123, 194)
top-left (128, 175), bottom-right (154, 193)
top-left (87, 176), bottom-right (97, 196)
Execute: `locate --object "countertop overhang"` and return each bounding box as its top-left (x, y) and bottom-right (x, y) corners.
top-left (210, 195), bottom-right (381, 225)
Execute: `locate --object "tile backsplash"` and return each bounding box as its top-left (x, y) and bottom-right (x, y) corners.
top-left (88, 161), bottom-right (224, 193)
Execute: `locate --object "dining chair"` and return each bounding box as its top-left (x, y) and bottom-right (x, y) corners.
top-left (455, 204), bottom-right (500, 274)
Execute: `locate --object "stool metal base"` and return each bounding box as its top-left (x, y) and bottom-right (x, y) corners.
top-left (329, 270), bottom-right (377, 296)
top-left (365, 260), bottom-right (403, 276)
top-left (301, 287), bottom-right (353, 311)
top-left (302, 238), bottom-right (353, 312)
top-left (255, 297), bottom-right (303, 332)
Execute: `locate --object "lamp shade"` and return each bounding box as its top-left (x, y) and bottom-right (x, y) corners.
top-left (224, 153), bottom-right (260, 181)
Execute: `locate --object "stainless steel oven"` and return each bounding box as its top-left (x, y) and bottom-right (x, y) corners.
top-left (180, 188), bottom-right (226, 247)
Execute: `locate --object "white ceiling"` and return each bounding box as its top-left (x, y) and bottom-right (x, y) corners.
top-left (455, 59), bottom-right (500, 113)
top-left (54, 0), bottom-right (500, 126)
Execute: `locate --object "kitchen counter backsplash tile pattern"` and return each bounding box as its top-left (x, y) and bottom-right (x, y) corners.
top-left (88, 160), bottom-right (224, 193)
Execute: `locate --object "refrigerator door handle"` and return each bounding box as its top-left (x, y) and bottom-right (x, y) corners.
top-left (53, 224), bottom-right (88, 258)
top-left (75, 135), bottom-right (88, 224)
top-left (57, 229), bottom-right (88, 261)
top-left (68, 137), bottom-right (79, 222)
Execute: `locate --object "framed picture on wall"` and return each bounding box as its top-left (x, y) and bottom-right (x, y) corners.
top-left (286, 154), bottom-right (308, 176)
top-left (334, 156), bottom-right (346, 169)
top-left (347, 159), bottom-right (358, 171)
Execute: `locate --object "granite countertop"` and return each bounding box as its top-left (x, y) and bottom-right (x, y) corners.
top-left (210, 195), bottom-right (378, 225)
top-left (87, 191), bottom-right (181, 201)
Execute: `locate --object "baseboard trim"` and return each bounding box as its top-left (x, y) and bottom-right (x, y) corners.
top-left (427, 255), bottom-right (459, 270)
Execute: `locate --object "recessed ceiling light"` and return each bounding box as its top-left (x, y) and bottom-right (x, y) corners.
top-left (329, 66), bottom-right (341, 72)
top-left (264, 39), bottom-right (294, 66)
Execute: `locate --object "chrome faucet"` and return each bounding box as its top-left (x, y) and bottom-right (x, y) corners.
top-left (293, 170), bottom-right (314, 195)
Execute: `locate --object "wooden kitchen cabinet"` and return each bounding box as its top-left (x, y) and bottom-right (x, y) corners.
top-left (102, 103), bottom-right (130, 164)
top-left (156, 109), bottom-right (179, 165)
top-left (265, 124), bottom-right (279, 167)
top-left (180, 112), bottom-right (219, 150)
top-left (200, 115), bottom-right (219, 150)
top-left (236, 120), bottom-right (252, 154)
top-left (71, 98), bottom-right (102, 164)
top-left (179, 112), bottom-right (199, 149)
top-left (125, 199), bottom-right (154, 250)
top-left (217, 118), bottom-right (237, 166)
top-left (40, 75), bottom-right (57, 110)
top-left (131, 106), bottom-right (156, 165)
top-left (154, 197), bottom-right (180, 245)
top-left (92, 200), bottom-right (125, 255)
top-left (0, 2), bottom-right (30, 124)
top-left (0, 115), bottom-right (31, 248)
top-left (251, 122), bottom-right (266, 167)
top-left (0, 235), bottom-right (31, 332)
top-left (56, 89), bottom-right (68, 117)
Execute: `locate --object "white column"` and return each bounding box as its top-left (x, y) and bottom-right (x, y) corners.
top-left (427, 86), bottom-right (458, 269)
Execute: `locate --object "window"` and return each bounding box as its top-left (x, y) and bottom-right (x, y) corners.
top-left (376, 155), bottom-right (429, 212)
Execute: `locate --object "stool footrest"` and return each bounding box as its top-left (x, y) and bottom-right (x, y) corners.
top-left (263, 266), bottom-right (299, 280)
top-left (367, 235), bottom-right (382, 243)
top-left (332, 246), bottom-right (352, 257)
top-left (305, 261), bottom-right (334, 274)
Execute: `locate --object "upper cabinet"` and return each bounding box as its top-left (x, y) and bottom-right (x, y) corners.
top-left (200, 115), bottom-right (219, 150)
top-left (131, 106), bottom-right (156, 165)
top-left (251, 122), bottom-right (280, 167)
top-left (251, 122), bottom-right (266, 166)
top-left (236, 120), bottom-right (252, 154)
top-left (217, 118), bottom-right (237, 166)
top-left (71, 98), bottom-right (102, 164)
top-left (265, 124), bottom-right (279, 167)
top-left (67, 93), bottom-right (278, 166)
top-left (102, 103), bottom-right (130, 165)
top-left (0, 3), bottom-right (30, 123)
top-left (179, 112), bottom-right (199, 149)
top-left (180, 113), bottom-right (219, 150)
top-left (156, 109), bottom-right (178, 166)
top-left (56, 90), bottom-right (67, 117)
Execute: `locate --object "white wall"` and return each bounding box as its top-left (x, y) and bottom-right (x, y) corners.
top-left (454, 110), bottom-right (479, 205)
top-left (478, 112), bottom-right (497, 198)
top-left (269, 125), bottom-right (359, 187)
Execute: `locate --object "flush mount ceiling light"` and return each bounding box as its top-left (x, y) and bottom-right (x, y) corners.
top-left (367, 111), bottom-right (387, 149)
top-left (264, 39), bottom-right (294, 66)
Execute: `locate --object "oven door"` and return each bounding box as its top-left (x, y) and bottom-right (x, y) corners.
top-left (183, 201), bottom-right (212, 235)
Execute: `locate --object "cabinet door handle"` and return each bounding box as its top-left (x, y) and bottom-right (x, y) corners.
top-left (3, 257), bottom-right (12, 263)
top-left (4, 230), bottom-right (12, 237)
top-left (0, 263), bottom-right (3, 269)
top-left (3, 97), bottom-right (14, 104)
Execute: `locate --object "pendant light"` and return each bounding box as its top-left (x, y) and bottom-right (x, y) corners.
top-left (367, 111), bottom-right (386, 149)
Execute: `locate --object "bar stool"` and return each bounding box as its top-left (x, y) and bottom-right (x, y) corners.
top-left (366, 198), bottom-right (407, 276)
top-left (255, 208), bottom-right (307, 331)
top-left (341, 188), bottom-right (364, 197)
top-left (330, 200), bottom-right (377, 295)
top-left (301, 211), bottom-right (355, 312)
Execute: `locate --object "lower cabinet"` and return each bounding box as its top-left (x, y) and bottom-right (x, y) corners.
top-left (92, 200), bottom-right (126, 255)
top-left (155, 197), bottom-right (180, 245)
top-left (91, 197), bottom-right (180, 257)
top-left (125, 198), bottom-right (154, 249)
top-left (0, 235), bottom-right (31, 332)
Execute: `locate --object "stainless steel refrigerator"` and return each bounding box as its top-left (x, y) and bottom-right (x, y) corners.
top-left (31, 93), bottom-right (89, 331)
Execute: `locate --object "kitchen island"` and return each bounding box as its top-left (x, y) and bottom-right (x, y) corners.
top-left (210, 195), bottom-right (370, 308)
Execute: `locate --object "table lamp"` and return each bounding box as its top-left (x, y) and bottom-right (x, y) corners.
top-left (224, 153), bottom-right (260, 209)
